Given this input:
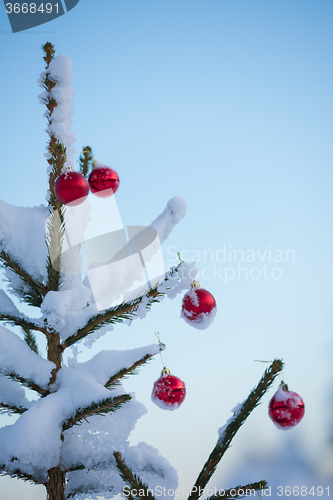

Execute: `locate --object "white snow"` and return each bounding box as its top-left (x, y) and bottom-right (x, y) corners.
top-left (218, 399), bottom-right (247, 441)
top-left (64, 441), bottom-right (178, 500)
top-left (74, 344), bottom-right (161, 385)
top-left (62, 399), bottom-right (147, 471)
top-left (38, 54), bottom-right (76, 170)
top-left (150, 196), bottom-right (187, 244)
top-left (183, 287), bottom-right (200, 307)
top-left (0, 200), bottom-right (48, 282)
top-left (151, 393), bottom-right (183, 412)
top-left (124, 442), bottom-right (179, 497)
top-left (65, 459), bottom-right (126, 500)
top-left (0, 376), bottom-right (32, 412)
top-left (0, 344), bottom-right (163, 473)
top-left (0, 368), bottom-right (137, 471)
top-left (180, 305), bottom-right (217, 330)
top-left (0, 289), bottom-right (22, 316)
top-left (41, 275), bottom-right (93, 332)
top-left (0, 325), bottom-right (55, 389)
top-left (271, 385), bottom-right (297, 403)
top-left (157, 261), bottom-right (198, 299)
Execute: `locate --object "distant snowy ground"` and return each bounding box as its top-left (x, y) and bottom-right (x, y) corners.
top-left (217, 435), bottom-right (333, 499)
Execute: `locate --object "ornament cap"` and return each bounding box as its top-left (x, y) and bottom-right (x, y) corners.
top-left (161, 367), bottom-right (170, 376)
top-left (191, 280), bottom-right (200, 288)
top-left (280, 381), bottom-right (289, 391)
top-left (91, 160), bottom-right (103, 169)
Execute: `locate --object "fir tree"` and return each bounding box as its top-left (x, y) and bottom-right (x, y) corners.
top-left (0, 42), bottom-right (283, 500)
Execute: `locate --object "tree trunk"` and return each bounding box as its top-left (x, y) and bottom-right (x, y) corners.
top-left (47, 467), bottom-right (66, 500)
top-left (46, 334), bottom-right (65, 499)
top-left (47, 331), bottom-right (63, 386)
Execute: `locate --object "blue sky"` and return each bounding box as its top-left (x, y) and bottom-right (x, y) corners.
top-left (0, 1), bottom-right (333, 499)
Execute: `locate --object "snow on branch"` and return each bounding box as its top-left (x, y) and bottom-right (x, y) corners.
top-left (61, 261), bottom-right (197, 348)
top-left (62, 344), bottom-right (162, 394)
top-left (0, 200), bottom-right (49, 286)
top-left (65, 443), bottom-right (178, 500)
top-left (61, 398), bottom-right (147, 472)
top-left (0, 463), bottom-right (46, 486)
top-left (117, 443), bottom-right (179, 500)
top-left (0, 376), bottom-right (32, 415)
top-left (0, 370), bottom-right (134, 471)
top-left (0, 325), bottom-right (55, 391)
top-left (114, 450), bottom-right (156, 500)
top-left (0, 290), bottom-right (47, 335)
top-left (63, 393), bottom-right (131, 431)
top-left (52, 346), bottom-right (160, 432)
top-left (105, 350), bottom-right (164, 389)
top-left (38, 53), bottom-right (76, 170)
top-left (33, 346), bottom-right (169, 479)
top-left (150, 196), bottom-right (187, 244)
top-left (0, 289), bottom-right (22, 317)
top-left (0, 291), bottom-right (43, 334)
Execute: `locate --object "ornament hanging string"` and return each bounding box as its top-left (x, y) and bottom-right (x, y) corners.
top-left (177, 252), bottom-right (185, 263)
top-left (155, 332), bottom-right (168, 370)
top-left (254, 360), bottom-right (284, 384)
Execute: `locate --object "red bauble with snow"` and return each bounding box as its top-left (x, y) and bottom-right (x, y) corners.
top-left (151, 368), bottom-right (186, 411)
top-left (181, 281), bottom-right (217, 330)
top-left (269, 382), bottom-right (305, 429)
top-left (88, 165), bottom-right (119, 197)
top-left (54, 169), bottom-right (89, 206)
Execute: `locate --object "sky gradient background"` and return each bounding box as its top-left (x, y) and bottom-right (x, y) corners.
top-left (0, 1), bottom-right (333, 499)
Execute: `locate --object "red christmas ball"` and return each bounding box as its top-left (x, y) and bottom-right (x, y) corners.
top-left (181, 281), bottom-right (217, 330)
top-left (151, 369), bottom-right (186, 411)
top-left (54, 170), bottom-right (89, 206)
top-left (269, 383), bottom-right (305, 429)
top-left (88, 166), bottom-right (119, 197)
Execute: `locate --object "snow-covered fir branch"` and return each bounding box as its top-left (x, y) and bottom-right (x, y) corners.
top-left (38, 52), bottom-right (76, 171)
top-left (113, 451), bottom-right (156, 500)
top-left (0, 463), bottom-right (46, 486)
top-left (22, 327), bottom-right (40, 355)
top-left (61, 260), bottom-right (197, 348)
top-left (0, 325), bottom-right (55, 393)
top-left (0, 249), bottom-right (47, 307)
top-left (63, 393), bottom-right (132, 431)
top-left (105, 348), bottom-right (164, 389)
top-left (187, 360), bottom-right (283, 500)
top-left (0, 376), bottom-right (32, 415)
